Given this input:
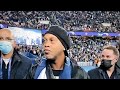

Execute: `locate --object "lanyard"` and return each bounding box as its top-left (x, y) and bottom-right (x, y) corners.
top-left (0, 57), bottom-right (12, 79)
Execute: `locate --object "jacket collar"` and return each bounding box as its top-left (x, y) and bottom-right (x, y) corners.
top-left (98, 65), bottom-right (120, 79)
top-left (115, 65), bottom-right (120, 75)
top-left (34, 57), bottom-right (71, 79)
top-left (0, 49), bottom-right (22, 65)
top-left (11, 49), bottom-right (22, 67)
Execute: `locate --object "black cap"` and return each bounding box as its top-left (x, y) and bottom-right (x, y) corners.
top-left (45, 25), bottom-right (71, 56)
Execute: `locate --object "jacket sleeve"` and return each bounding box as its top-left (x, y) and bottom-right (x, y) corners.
top-left (71, 65), bottom-right (90, 79)
top-left (26, 60), bottom-right (41, 79)
top-left (25, 64), bottom-right (34, 79)
top-left (77, 67), bottom-right (90, 79)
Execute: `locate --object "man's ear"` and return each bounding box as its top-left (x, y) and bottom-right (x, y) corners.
top-left (13, 40), bottom-right (16, 48)
top-left (115, 56), bottom-right (119, 62)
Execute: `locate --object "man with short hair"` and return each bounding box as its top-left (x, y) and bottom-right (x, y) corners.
top-left (0, 28), bottom-right (33, 79)
top-left (34, 25), bottom-right (89, 79)
top-left (88, 45), bottom-right (120, 79)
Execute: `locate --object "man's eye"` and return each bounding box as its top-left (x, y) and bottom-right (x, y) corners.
top-left (102, 55), bottom-right (104, 57)
top-left (0, 37), bottom-right (3, 40)
top-left (106, 56), bottom-right (110, 58)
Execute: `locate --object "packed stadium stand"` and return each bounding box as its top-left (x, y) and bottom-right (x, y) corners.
top-left (0, 11), bottom-right (120, 71)
top-left (0, 11), bottom-right (120, 32)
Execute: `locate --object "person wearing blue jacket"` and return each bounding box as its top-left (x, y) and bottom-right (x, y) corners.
top-left (33, 25), bottom-right (89, 79)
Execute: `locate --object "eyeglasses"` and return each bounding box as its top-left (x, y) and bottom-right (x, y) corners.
top-left (0, 37), bottom-right (14, 42)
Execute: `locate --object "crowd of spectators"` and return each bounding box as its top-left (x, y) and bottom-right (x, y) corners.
top-left (0, 11), bottom-right (120, 32)
top-left (15, 44), bottom-right (42, 58)
top-left (68, 36), bottom-right (119, 63)
top-left (15, 36), bottom-right (119, 64)
top-left (0, 11), bottom-right (120, 64)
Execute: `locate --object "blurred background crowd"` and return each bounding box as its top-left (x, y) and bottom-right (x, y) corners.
top-left (0, 11), bottom-right (120, 32)
top-left (0, 11), bottom-right (120, 66)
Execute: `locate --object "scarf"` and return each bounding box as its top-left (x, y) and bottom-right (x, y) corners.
top-left (34, 57), bottom-right (71, 79)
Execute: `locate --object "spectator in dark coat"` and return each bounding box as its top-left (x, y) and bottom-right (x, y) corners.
top-left (0, 28), bottom-right (33, 79)
top-left (88, 45), bottom-right (120, 79)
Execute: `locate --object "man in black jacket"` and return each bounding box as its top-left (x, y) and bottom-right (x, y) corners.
top-left (34, 25), bottom-right (89, 79)
top-left (0, 28), bottom-right (33, 79)
top-left (88, 45), bottom-right (120, 79)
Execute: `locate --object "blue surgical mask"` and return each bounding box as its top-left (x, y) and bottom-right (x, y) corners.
top-left (0, 41), bottom-right (13, 54)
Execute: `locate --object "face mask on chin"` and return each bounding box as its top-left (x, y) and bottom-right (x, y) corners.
top-left (100, 59), bottom-right (113, 70)
top-left (0, 41), bottom-right (13, 54)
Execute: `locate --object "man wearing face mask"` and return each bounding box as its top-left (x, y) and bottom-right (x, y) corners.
top-left (88, 45), bottom-right (120, 79)
top-left (0, 28), bottom-right (33, 79)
